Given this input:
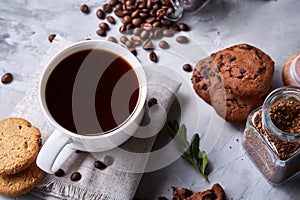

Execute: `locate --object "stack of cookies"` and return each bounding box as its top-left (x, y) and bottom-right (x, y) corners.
top-left (192, 44), bottom-right (274, 124)
top-left (0, 118), bottom-right (44, 196)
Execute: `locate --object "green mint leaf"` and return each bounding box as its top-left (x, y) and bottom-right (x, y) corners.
top-left (201, 151), bottom-right (208, 179)
top-left (190, 134), bottom-right (200, 164)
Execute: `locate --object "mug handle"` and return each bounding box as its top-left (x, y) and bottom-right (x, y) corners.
top-left (36, 129), bottom-right (76, 174)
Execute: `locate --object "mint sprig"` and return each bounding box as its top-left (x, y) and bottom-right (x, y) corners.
top-left (167, 121), bottom-right (209, 182)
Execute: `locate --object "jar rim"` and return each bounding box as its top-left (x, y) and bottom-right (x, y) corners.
top-left (262, 86), bottom-right (300, 141)
top-left (289, 54), bottom-right (300, 85)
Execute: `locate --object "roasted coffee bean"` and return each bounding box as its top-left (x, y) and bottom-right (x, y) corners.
top-left (143, 39), bottom-right (154, 50)
top-left (147, 0), bottom-right (153, 9)
top-left (149, 51), bottom-right (158, 62)
top-left (107, 16), bottom-right (116, 24)
top-left (122, 15), bottom-right (132, 25)
top-left (129, 48), bottom-right (137, 56)
top-left (48, 34), bottom-right (56, 43)
top-left (167, 7), bottom-right (174, 15)
top-left (120, 35), bottom-right (129, 44)
top-left (96, 29), bottom-right (107, 37)
top-left (156, 9), bottom-right (167, 19)
top-left (150, 9), bottom-right (156, 17)
top-left (1, 73), bottom-right (13, 84)
top-left (115, 3), bottom-right (122, 10)
top-left (125, 40), bottom-right (134, 48)
top-left (70, 172), bottom-right (81, 181)
top-left (182, 64), bottom-right (193, 72)
top-left (145, 17), bottom-right (155, 23)
top-left (148, 98), bottom-right (157, 107)
top-left (171, 24), bottom-right (180, 32)
top-left (131, 10), bottom-right (140, 18)
top-left (161, 0), bottom-right (170, 6)
top-left (152, 21), bottom-right (161, 27)
top-left (140, 30), bottom-right (149, 39)
top-left (109, 0), bottom-right (119, 7)
top-left (119, 24), bottom-right (127, 33)
top-left (138, 2), bottom-right (146, 9)
top-left (80, 4), bottom-right (90, 14)
top-left (163, 29), bottom-right (174, 37)
top-left (94, 160), bottom-right (107, 170)
top-left (103, 3), bottom-right (113, 13)
top-left (114, 9), bottom-right (123, 17)
top-left (159, 40), bottom-right (169, 49)
top-left (96, 9), bottom-right (105, 19)
top-left (139, 12), bottom-right (148, 18)
top-left (55, 169), bottom-right (65, 177)
top-left (176, 36), bottom-right (189, 44)
top-left (132, 18), bottom-right (142, 27)
top-left (142, 22), bottom-right (152, 30)
top-left (99, 22), bottom-right (109, 30)
top-left (133, 27), bottom-right (142, 35)
top-left (161, 19), bottom-right (172, 26)
top-left (108, 36), bottom-right (118, 43)
top-left (126, 5), bottom-right (135, 11)
top-left (178, 23), bottom-right (190, 31)
top-left (126, 23), bottom-right (135, 31)
top-left (153, 29), bottom-right (163, 39)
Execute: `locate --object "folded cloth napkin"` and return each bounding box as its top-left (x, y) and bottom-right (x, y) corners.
top-left (12, 35), bottom-right (181, 200)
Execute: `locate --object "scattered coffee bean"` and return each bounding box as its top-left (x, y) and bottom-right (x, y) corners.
top-left (163, 29), bottom-right (174, 37)
top-left (119, 24), bottom-right (127, 33)
top-left (120, 35), bottom-right (129, 44)
top-left (80, 4), bottom-right (90, 14)
top-left (55, 169), bottom-right (65, 177)
top-left (148, 98), bottom-right (158, 108)
top-left (109, 0), bottom-right (119, 7)
top-left (182, 64), bottom-right (193, 72)
top-left (108, 36), bottom-right (118, 43)
top-left (140, 30), bottom-right (149, 40)
top-left (159, 40), bottom-right (169, 49)
top-left (103, 3), bottom-right (113, 13)
top-left (149, 51), bottom-right (158, 62)
top-left (176, 36), bottom-right (189, 44)
top-left (129, 48), bottom-right (137, 56)
top-left (96, 9), bottom-right (105, 19)
top-left (106, 16), bottom-right (116, 24)
top-left (96, 29), bottom-right (107, 37)
top-left (179, 23), bottom-right (190, 31)
top-left (143, 39), bottom-right (154, 50)
top-left (153, 29), bottom-right (163, 40)
top-left (94, 160), bottom-right (107, 170)
top-left (99, 22), bottom-right (109, 31)
top-left (1, 73), bottom-right (13, 84)
top-left (125, 40), bottom-right (134, 48)
top-left (70, 172), bottom-right (82, 181)
top-left (171, 24), bottom-right (180, 32)
top-left (133, 28), bottom-right (142, 36)
top-left (48, 34), bottom-right (56, 43)
top-left (161, 19), bottom-right (172, 26)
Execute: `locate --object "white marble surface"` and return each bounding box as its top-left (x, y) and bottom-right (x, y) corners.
top-left (1, 0), bottom-right (300, 199)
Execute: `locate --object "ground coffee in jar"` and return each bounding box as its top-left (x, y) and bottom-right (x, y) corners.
top-left (242, 87), bottom-right (300, 184)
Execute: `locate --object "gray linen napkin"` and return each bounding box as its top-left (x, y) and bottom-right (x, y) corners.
top-left (12, 35), bottom-right (181, 200)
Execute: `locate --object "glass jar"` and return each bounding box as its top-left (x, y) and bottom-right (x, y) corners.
top-left (282, 53), bottom-right (300, 87)
top-left (168, 0), bottom-right (210, 20)
top-left (242, 87), bottom-right (300, 185)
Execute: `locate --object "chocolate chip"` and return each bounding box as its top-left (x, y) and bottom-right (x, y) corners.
top-left (55, 169), bottom-right (65, 177)
top-left (94, 160), bottom-right (107, 170)
top-left (106, 16), bottom-right (116, 24)
top-left (159, 40), bottom-right (169, 49)
top-left (99, 22), bottom-right (109, 31)
top-left (236, 74), bottom-right (243, 79)
top-left (182, 64), bottom-right (193, 72)
top-left (96, 9), bottom-right (105, 19)
top-left (120, 35), bottom-right (128, 44)
top-left (202, 84), bottom-right (208, 90)
top-left (240, 68), bottom-right (246, 74)
top-left (108, 36), bottom-right (118, 43)
top-left (255, 50), bottom-right (263, 59)
top-left (148, 98), bottom-right (158, 107)
top-left (143, 39), bottom-right (154, 50)
top-left (179, 23), bottom-right (190, 31)
top-left (239, 104), bottom-right (247, 108)
top-left (1, 73), bottom-right (13, 84)
top-left (70, 172), bottom-right (81, 181)
top-left (240, 44), bottom-right (253, 50)
top-left (103, 3), bottom-right (113, 13)
top-left (38, 138), bottom-right (42, 147)
top-left (195, 76), bottom-right (200, 83)
top-left (80, 4), bottom-right (90, 14)
top-left (149, 51), bottom-right (158, 62)
top-left (48, 34), bottom-right (56, 43)
top-left (230, 56), bottom-right (236, 62)
top-left (129, 48), bottom-right (137, 56)
top-left (96, 29), bottom-right (107, 37)
top-left (258, 67), bottom-right (266, 73)
top-left (176, 36), bottom-right (189, 44)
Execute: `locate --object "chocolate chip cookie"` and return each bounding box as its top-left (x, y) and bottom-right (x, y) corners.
top-left (0, 118), bottom-right (42, 175)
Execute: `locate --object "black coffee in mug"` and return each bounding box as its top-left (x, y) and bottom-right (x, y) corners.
top-left (45, 49), bottom-right (140, 134)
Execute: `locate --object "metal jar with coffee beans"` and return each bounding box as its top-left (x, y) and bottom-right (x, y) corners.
top-left (242, 87), bottom-right (300, 185)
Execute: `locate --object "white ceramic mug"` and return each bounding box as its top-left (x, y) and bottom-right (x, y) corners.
top-left (36, 40), bottom-right (147, 174)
